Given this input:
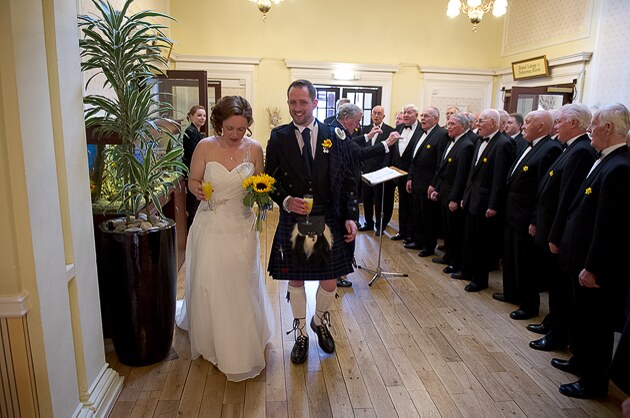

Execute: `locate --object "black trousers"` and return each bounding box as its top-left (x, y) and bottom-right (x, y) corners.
top-left (396, 179), bottom-right (412, 238)
top-left (568, 268), bottom-right (617, 388)
top-left (462, 211), bottom-right (502, 287)
top-left (442, 203), bottom-right (465, 269)
top-left (362, 183), bottom-right (384, 229)
top-left (542, 249), bottom-right (568, 341)
top-left (381, 181), bottom-right (395, 231)
top-left (503, 227), bottom-right (542, 312)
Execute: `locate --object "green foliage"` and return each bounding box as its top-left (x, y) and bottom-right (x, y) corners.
top-left (79, 0), bottom-right (186, 220)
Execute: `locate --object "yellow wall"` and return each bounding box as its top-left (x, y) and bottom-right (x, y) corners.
top-left (171, 0), bottom-right (504, 67)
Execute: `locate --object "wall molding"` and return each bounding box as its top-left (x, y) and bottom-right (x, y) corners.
top-left (420, 66), bottom-right (495, 77)
top-left (496, 51), bottom-right (593, 104)
top-left (72, 364), bottom-right (123, 418)
top-left (171, 54), bottom-right (259, 104)
top-left (0, 292), bottom-right (31, 318)
top-left (285, 60), bottom-right (399, 74)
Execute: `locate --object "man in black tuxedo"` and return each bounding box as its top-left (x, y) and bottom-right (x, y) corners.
top-left (428, 112), bottom-right (475, 275)
top-left (330, 103), bottom-right (400, 287)
top-left (388, 104), bottom-right (422, 242)
top-left (527, 103), bottom-right (596, 351)
top-left (442, 105), bottom-right (460, 128)
top-left (404, 106), bottom-right (450, 256)
top-left (553, 103), bottom-right (630, 399)
top-left (458, 109), bottom-right (515, 292)
top-left (265, 80), bottom-right (358, 365)
top-left (323, 98), bottom-right (350, 125)
top-left (498, 110), bottom-right (562, 320)
top-left (506, 113), bottom-right (527, 156)
top-left (356, 105), bottom-right (396, 235)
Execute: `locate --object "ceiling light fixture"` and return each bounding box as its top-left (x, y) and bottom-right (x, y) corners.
top-left (446, 0), bottom-right (508, 32)
top-left (249, 0), bottom-right (284, 22)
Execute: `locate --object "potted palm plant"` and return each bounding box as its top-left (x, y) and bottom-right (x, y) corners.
top-left (79, 0), bottom-right (186, 366)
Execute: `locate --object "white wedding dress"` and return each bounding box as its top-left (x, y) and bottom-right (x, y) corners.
top-left (176, 159), bottom-right (275, 382)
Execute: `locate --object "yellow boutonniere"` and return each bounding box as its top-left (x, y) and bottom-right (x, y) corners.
top-left (585, 187), bottom-right (592, 195)
top-left (448, 157), bottom-right (453, 163)
top-left (483, 157), bottom-right (488, 163)
top-left (426, 144), bottom-right (431, 149)
top-left (523, 165), bottom-right (529, 172)
top-left (322, 139), bottom-right (332, 153)
top-left (549, 170), bottom-right (554, 177)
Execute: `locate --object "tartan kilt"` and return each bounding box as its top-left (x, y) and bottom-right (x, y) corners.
top-left (268, 206), bottom-right (354, 280)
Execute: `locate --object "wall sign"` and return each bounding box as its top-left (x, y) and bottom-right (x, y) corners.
top-left (512, 55), bottom-right (550, 80)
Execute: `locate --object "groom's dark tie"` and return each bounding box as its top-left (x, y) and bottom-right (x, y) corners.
top-left (301, 127), bottom-right (313, 177)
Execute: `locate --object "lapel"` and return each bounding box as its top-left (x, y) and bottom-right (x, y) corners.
top-left (438, 137), bottom-right (460, 173)
top-left (280, 123), bottom-right (308, 181)
top-left (404, 125), bottom-right (422, 159)
top-left (508, 136), bottom-right (551, 182)
top-left (313, 120), bottom-right (331, 178)
top-left (568, 145), bottom-right (629, 211)
top-left (471, 133), bottom-right (498, 176)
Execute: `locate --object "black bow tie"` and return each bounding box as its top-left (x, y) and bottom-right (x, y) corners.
top-left (404, 125), bottom-right (412, 129)
top-left (481, 137), bottom-right (490, 143)
top-left (561, 143), bottom-right (568, 150)
top-left (596, 150), bottom-right (603, 159)
top-left (528, 142), bottom-right (534, 148)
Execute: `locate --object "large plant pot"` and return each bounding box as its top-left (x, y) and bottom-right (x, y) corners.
top-left (96, 219), bottom-right (177, 366)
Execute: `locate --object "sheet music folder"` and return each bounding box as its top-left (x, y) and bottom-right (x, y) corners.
top-left (361, 166), bottom-right (407, 186)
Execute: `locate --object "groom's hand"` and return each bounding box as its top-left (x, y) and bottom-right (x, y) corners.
top-left (344, 220), bottom-right (357, 242)
top-left (287, 197), bottom-right (308, 214)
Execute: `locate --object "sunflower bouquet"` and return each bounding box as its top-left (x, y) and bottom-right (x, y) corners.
top-left (242, 173), bottom-right (276, 232)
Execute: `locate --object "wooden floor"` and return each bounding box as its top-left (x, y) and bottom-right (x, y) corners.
top-left (106, 210), bottom-right (626, 417)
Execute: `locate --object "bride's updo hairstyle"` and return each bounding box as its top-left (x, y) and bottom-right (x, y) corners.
top-left (210, 96), bottom-right (254, 136)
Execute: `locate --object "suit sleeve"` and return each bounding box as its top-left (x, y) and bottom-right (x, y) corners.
top-left (548, 148), bottom-right (596, 245)
top-left (488, 139), bottom-right (515, 210)
top-left (450, 142), bottom-right (475, 202)
top-left (265, 132), bottom-right (289, 207)
top-left (341, 140), bottom-right (360, 222)
top-left (584, 163), bottom-right (630, 279)
top-left (530, 144), bottom-right (563, 225)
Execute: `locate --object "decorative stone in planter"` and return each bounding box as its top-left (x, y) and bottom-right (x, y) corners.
top-left (96, 217), bottom-right (177, 366)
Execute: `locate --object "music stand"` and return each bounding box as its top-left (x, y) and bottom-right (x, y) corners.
top-left (356, 167), bottom-right (409, 286)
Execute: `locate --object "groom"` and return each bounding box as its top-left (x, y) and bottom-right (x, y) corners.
top-left (266, 79), bottom-right (358, 364)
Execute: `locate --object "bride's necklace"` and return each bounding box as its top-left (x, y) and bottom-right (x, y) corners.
top-left (219, 137), bottom-right (243, 162)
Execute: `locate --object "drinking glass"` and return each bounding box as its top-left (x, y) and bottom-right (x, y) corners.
top-left (303, 194), bottom-right (313, 225)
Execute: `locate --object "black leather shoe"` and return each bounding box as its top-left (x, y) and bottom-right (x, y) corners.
top-left (510, 309), bottom-right (538, 320)
top-left (432, 256), bottom-right (448, 265)
top-left (551, 358), bottom-right (583, 375)
top-left (404, 242), bottom-right (420, 250)
top-left (391, 233), bottom-right (405, 241)
top-left (374, 229), bottom-right (382, 236)
top-left (492, 292), bottom-right (518, 304)
top-left (529, 335), bottom-right (568, 352)
top-left (358, 224), bottom-right (373, 232)
top-left (527, 322), bottom-right (549, 334)
top-left (451, 272), bottom-right (468, 280)
top-left (559, 381), bottom-right (607, 399)
top-left (289, 328), bottom-right (309, 364)
top-left (311, 315), bottom-right (335, 354)
top-left (443, 265), bottom-right (457, 274)
top-left (418, 248), bottom-right (435, 257)
top-left (464, 282), bottom-right (488, 292)
top-left (336, 277), bottom-right (352, 287)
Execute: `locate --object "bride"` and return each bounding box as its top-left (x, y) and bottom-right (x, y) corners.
top-left (176, 96), bottom-right (275, 381)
